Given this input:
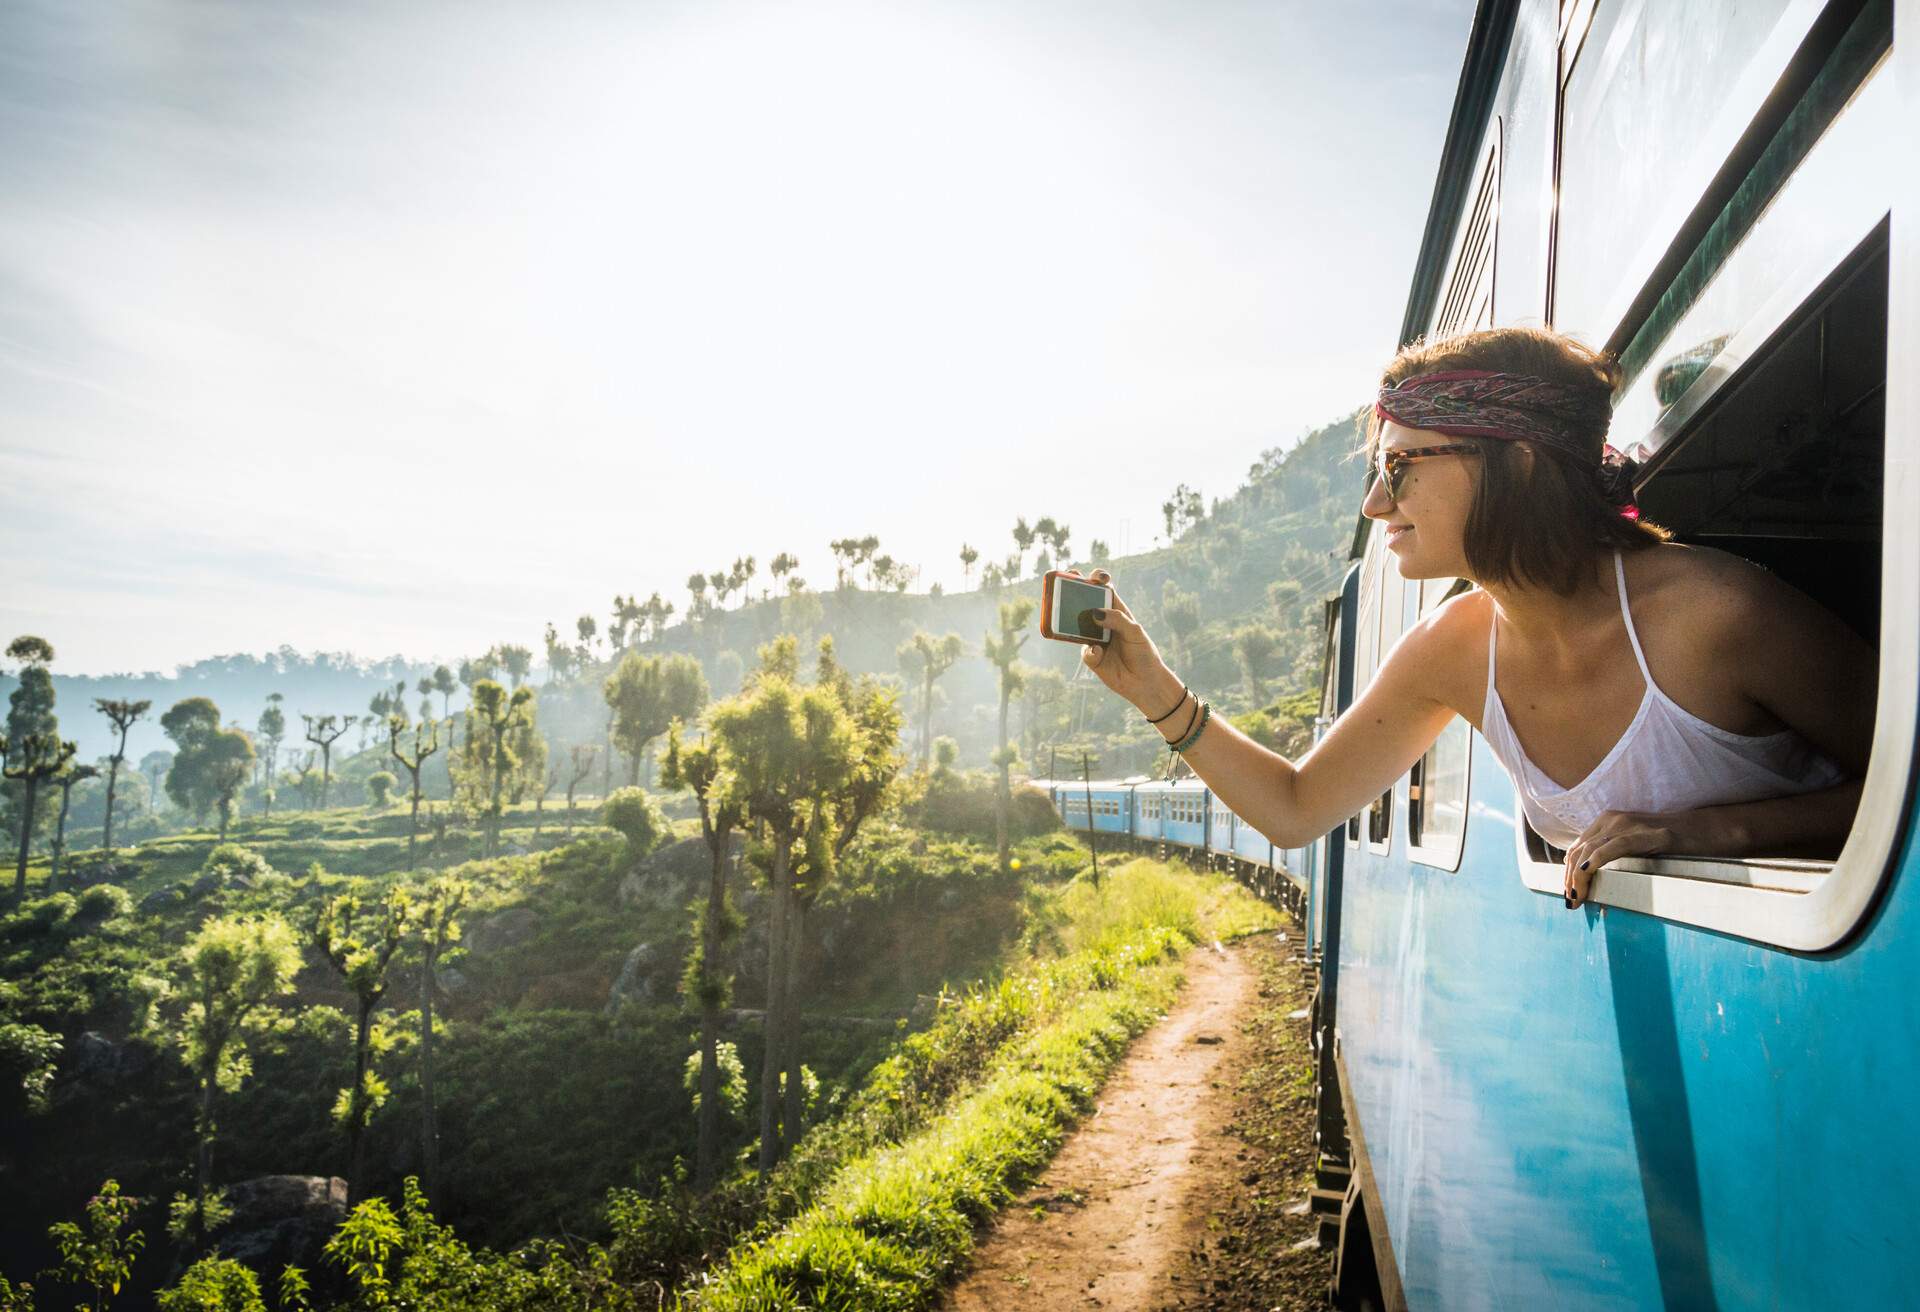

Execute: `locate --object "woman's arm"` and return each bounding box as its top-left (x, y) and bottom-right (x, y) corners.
top-left (1076, 569), bottom-right (1460, 848)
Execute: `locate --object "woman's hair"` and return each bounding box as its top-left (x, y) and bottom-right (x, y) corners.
top-left (1363, 325), bottom-right (1669, 594)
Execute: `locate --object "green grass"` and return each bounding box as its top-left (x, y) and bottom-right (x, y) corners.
top-left (680, 858), bottom-right (1277, 1310)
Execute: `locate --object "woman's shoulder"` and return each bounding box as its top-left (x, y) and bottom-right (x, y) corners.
top-left (1628, 542), bottom-right (1786, 633)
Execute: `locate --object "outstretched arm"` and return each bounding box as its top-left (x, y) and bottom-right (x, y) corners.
top-left (1074, 569), bottom-right (1458, 849)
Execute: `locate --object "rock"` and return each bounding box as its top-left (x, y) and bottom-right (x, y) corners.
top-left (618, 834), bottom-right (740, 907)
top-left (465, 907), bottom-right (539, 957)
top-left (68, 1032), bottom-right (156, 1086)
top-left (186, 872), bottom-right (222, 901)
top-left (212, 1175), bottom-right (348, 1273)
top-left (605, 943), bottom-right (661, 1015)
top-left (140, 886), bottom-right (183, 913)
top-left (435, 965), bottom-right (471, 997)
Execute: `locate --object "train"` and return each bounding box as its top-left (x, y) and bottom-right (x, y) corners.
top-left (1034, 0), bottom-right (1917, 1306)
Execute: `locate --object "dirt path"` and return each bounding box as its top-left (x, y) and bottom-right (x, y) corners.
top-left (944, 936), bottom-right (1299, 1310)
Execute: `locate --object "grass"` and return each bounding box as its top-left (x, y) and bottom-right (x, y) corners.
top-left (679, 857), bottom-right (1278, 1311)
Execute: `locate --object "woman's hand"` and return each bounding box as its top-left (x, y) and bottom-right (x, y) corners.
top-left (1562, 811), bottom-right (1681, 907)
top-left (1067, 569), bottom-right (1183, 717)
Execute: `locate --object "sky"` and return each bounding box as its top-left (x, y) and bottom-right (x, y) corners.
top-left (1, 0), bottom-right (1474, 677)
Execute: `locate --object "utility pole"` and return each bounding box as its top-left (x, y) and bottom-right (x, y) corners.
top-left (1081, 751), bottom-right (1100, 889)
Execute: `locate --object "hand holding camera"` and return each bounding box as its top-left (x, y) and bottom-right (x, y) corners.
top-left (1042, 569), bottom-right (1185, 720)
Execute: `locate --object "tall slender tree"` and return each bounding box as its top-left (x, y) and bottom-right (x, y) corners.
top-left (301, 714), bottom-right (355, 810)
top-left (3, 734), bottom-right (76, 898)
top-left (605, 652), bottom-right (710, 786)
top-left (564, 744), bottom-right (598, 837)
top-left (3, 636), bottom-right (59, 867)
top-left (47, 761), bottom-right (100, 892)
top-left (983, 600), bottom-right (1034, 872)
top-left (92, 698), bottom-right (152, 852)
top-left (708, 661), bottom-right (857, 1174)
top-left (310, 886), bottom-right (415, 1206)
top-left (387, 715), bottom-right (440, 870)
top-left (411, 877), bottom-right (465, 1210)
top-left (141, 912), bottom-right (302, 1244)
top-left (959, 543), bottom-right (979, 590)
top-left (897, 631), bottom-right (966, 768)
top-left (453, 680), bottom-right (536, 856)
top-left (255, 694), bottom-right (286, 815)
top-left (661, 721), bottom-right (744, 1190)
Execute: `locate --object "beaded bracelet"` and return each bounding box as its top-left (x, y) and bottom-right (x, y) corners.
top-left (1169, 699), bottom-right (1212, 754)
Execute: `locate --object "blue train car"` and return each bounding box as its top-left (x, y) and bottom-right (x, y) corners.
top-left (1162, 777), bottom-right (1209, 851)
top-left (1056, 779), bottom-right (1135, 838)
top-left (1312, 2), bottom-right (1920, 1307)
top-left (1132, 779), bottom-right (1173, 847)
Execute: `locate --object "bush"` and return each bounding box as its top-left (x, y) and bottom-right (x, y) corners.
top-left (601, 787), bottom-right (668, 861)
top-left (365, 771), bottom-right (398, 808)
top-left (24, 893), bottom-right (76, 930)
top-left (74, 883), bottom-right (134, 923)
top-left (157, 1256), bottom-right (263, 1312)
top-left (200, 843), bottom-right (274, 886)
top-left (909, 770), bottom-right (1060, 842)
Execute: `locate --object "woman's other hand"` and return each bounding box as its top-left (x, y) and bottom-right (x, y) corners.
top-left (1562, 810), bottom-right (1679, 907)
top-left (1067, 569), bottom-right (1183, 716)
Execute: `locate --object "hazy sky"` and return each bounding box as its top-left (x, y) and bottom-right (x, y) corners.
top-left (2, 0), bottom-right (1473, 676)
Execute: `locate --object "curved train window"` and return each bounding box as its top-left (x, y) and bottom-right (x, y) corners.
top-left (1365, 542), bottom-right (1407, 855)
top-left (1513, 13), bottom-right (1905, 950)
top-left (1407, 577), bottom-right (1473, 871)
top-left (1552, 0), bottom-right (1831, 340)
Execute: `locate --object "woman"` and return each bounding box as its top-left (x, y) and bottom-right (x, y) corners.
top-left (1075, 327), bottom-right (1876, 907)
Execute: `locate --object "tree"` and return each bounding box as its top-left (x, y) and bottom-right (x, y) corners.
top-left (604, 652), bottom-right (709, 787)
top-left (2, 636), bottom-right (59, 870)
top-left (47, 761), bottom-right (100, 892)
top-left (141, 912), bottom-right (302, 1244)
top-left (495, 644), bottom-right (534, 689)
top-left (563, 744), bottom-right (597, 837)
top-left (1162, 482), bottom-right (1204, 541)
top-left (299, 714), bottom-right (355, 810)
top-left (1090, 538), bottom-right (1111, 565)
top-left (141, 750), bottom-right (173, 814)
top-left (452, 681), bottom-right (535, 856)
top-left (770, 553), bottom-right (799, 596)
top-left (411, 878), bottom-right (466, 1210)
top-left (897, 631), bottom-right (966, 768)
top-left (365, 771), bottom-right (397, 809)
top-left (45, 1178), bottom-right (144, 1312)
top-left (4, 734), bottom-right (76, 900)
top-left (661, 721), bottom-right (744, 1190)
top-left (542, 622), bottom-right (576, 685)
top-left (708, 665), bottom-right (857, 1174)
top-left (1161, 581), bottom-right (1201, 671)
top-left (1233, 624), bottom-right (1282, 706)
top-left (255, 695), bottom-right (286, 817)
top-left (1016, 667), bottom-right (1070, 765)
top-left (983, 600), bottom-right (1033, 872)
top-left (431, 665), bottom-right (458, 722)
top-left (1011, 517), bottom-right (1035, 578)
top-left (387, 716), bottom-right (440, 871)
top-left (959, 543), bottom-right (979, 590)
top-left (575, 615), bottom-right (599, 672)
top-left (93, 698), bottom-right (152, 853)
top-left (206, 730), bottom-right (255, 842)
top-left (311, 886), bottom-right (414, 1205)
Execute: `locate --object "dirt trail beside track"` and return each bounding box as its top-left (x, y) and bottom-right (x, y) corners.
top-left (944, 934), bottom-right (1323, 1310)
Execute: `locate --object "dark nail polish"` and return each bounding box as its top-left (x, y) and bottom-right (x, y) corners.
top-left (1564, 893), bottom-right (1574, 908)
top-left (1579, 860), bottom-right (1589, 870)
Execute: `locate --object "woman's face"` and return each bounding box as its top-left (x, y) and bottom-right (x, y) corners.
top-left (1361, 419), bottom-right (1481, 580)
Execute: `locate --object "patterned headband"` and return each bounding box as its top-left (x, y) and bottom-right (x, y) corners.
top-left (1374, 368), bottom-right (1639, 519)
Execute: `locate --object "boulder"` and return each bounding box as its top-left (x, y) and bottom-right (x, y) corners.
top-left (140, 886), bottom-right (184, 914)
top-left (617, 834), bottom-right (740, 907)
top-left (604, 943), bottom-right (662, 1015)
top-left (68, 1031), bottom-right (156, 1086)
top-left (213, 1176), bottom-right (348, 1273)
top-left (465, 906), bottom-right (539, 957)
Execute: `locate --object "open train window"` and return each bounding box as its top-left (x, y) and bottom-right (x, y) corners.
top-left (1515, 47), bottom-right (1907, 952)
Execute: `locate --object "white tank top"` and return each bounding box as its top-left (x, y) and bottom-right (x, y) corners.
top-left (1480, 551), bottom-right (1846, 850)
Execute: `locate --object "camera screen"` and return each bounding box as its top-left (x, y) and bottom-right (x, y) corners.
top-left (1055, 577), bottom-right (1110, 640)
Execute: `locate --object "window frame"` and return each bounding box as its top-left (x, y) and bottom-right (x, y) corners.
top-left (1407, 578), bottom-right (1475, 873)
top-left (1512, 47), bottom-right (1913, 951)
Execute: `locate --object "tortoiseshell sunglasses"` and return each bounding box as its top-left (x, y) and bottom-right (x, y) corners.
top-left (1375, 443), bottom-right (1481, 503)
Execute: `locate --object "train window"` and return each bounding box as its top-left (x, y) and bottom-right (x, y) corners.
top-left (1516, 195), bottom-right (1900, 949)
top-left (1408, 719), bottom-right (1472, 872)
top-left (1553, 0), bottom-right (1828, 341)
top-left (1434, 120), bottom-right (1500, 337)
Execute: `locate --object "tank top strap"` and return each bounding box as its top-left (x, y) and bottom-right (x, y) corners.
top-left (1613, 550), bottom-right (1655, 689)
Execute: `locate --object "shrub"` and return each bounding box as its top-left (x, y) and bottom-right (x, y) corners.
top-left (74, 884), bottom-right (134, 923)
top-left (24, 893), bottom-right (76, 930)
top-left (601, 787), bottom-right (668, 861)
top-left (909, 770), bottom-right (1060, 842)
top-left (200, 843), bottom-right (274, 886)
top-left (157, 1257), bottom-right (263, 1312)
top-left (365, 772), bottom-right (398, 809)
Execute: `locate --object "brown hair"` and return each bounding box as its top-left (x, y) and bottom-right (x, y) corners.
top-left (1363, 326), bottom-right (1668, 594)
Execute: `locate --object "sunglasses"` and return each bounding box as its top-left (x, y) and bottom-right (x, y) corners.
top-left (1375, 443), bottom-right (1481, 503)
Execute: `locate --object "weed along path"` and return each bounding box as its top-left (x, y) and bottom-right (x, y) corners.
top-left (945, 935), bottom-right (1284, 1310)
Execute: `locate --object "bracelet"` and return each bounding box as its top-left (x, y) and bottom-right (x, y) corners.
top-left (1170, 700), bottom-right (1212, 754)
top-left (1145, 685), bottom-right (1191, 725)
top-left (1165, 694), bottom-right (1201, 746)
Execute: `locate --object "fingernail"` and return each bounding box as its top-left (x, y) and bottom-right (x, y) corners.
top-left (1564, 893), bottom-right (1574, 909)
top-left (1579, 861), bottom-right (1589, 870)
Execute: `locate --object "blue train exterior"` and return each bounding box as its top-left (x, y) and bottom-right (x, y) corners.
top-left (1034, 1), bottom-right (1919, 1304)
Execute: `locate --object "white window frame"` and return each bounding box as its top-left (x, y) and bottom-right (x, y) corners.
top-left (1514, 49), bottom-right (1913, 952)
